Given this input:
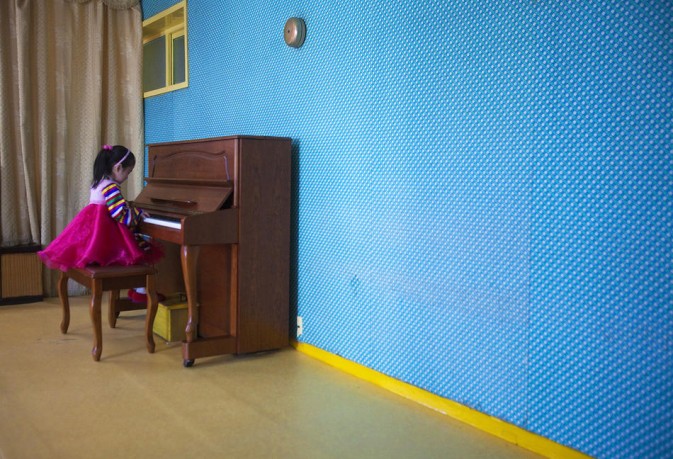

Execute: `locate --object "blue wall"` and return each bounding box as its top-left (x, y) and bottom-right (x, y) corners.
top-left (142, 1), bottom-right (673, 458)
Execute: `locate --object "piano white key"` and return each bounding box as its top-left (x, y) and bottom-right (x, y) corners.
top-left (144, 216), bottom-right (182, 230)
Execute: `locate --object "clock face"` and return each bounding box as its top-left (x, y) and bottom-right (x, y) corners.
top-left (284, 18), bottom-right (306, 48)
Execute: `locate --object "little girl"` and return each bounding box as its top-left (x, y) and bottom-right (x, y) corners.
top-left (39, 145), bottom-right (163, 292)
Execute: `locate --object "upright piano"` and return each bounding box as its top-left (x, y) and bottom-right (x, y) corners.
top-left (134, 135), bottom-right (291, 366)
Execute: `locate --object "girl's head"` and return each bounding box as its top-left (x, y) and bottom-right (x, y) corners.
top-left (92, 144), bottom-right (136, 187)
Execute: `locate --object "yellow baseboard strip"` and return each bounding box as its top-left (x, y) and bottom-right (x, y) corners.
top-left (292, 341), bottom-right (591, 459)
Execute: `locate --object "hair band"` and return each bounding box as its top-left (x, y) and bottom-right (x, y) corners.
top-left (102, 144), bottom-right (112, 151)
top-left (114, 149), bottom-right (131, 168)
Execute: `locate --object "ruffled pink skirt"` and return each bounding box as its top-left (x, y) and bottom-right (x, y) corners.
top-left (38, 204), bottom-right (163, 272)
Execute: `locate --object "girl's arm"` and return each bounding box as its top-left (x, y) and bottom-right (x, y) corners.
top-left (102, 182), bottom-right (144, 227)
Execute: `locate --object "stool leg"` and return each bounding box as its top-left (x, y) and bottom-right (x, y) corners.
top-left (90, 279), bottom-right (103, 361)
top-left (145, 273), bottom-right (158, 354)
top-left (57, 272), bottom-right (70, 334)
top-left (108, 290), bottom-right (120, 328)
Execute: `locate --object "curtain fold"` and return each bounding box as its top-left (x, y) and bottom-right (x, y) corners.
top-left (63, 0), bottom-right (141, 10)
top-left (0, 0), bottom-right (144, 295)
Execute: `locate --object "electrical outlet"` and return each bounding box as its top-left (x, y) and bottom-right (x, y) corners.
top-left (297, 316), bottom-right (303, 337)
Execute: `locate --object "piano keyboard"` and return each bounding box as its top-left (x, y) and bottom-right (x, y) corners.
top-left (144, 216), bottom-right (182, 230)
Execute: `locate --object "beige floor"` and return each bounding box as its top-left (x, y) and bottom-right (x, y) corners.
top-left (0, 297), bottom-right (541, 459)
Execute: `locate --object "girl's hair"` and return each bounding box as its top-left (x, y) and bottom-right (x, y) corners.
top-left (92, 144), bottom-right (136, 188)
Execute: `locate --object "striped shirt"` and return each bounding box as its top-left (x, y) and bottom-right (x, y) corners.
top-left (90, 179), bottom-right (143, 227)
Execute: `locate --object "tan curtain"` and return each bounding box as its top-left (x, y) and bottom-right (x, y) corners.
top-left (0, 0), bottom-right (144, 295)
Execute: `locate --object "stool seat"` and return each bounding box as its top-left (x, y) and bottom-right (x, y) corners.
top-left (57, 265), bottom-right (159, 361)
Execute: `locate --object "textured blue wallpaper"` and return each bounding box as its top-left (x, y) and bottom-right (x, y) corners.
top-left (142, 1), bottom-right (673, 458)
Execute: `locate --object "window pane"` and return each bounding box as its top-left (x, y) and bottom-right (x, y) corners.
top-left (143, 37), bottom-right (166, 92)
top-left (172, 35), bottom-right (186, 85)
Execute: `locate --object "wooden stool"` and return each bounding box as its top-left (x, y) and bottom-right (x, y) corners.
top-left (57, 265), bottom-right (159, 361)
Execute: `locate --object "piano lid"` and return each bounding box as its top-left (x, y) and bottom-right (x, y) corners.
top-left (134, 179), bottom-right (232, 216)
top-left (135, 137), bottom-right (237, 216)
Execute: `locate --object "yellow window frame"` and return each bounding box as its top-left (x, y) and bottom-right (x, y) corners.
top-left (143, 1), bottom-right (189, 98)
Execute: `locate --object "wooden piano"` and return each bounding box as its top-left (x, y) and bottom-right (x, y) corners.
top-left (134, 135), bottom-right (291, 366)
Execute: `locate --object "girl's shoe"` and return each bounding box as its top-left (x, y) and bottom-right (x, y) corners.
top-left (127, 289), bottom-right (166, 304)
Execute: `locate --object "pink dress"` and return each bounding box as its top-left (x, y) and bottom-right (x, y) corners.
top-left (39, 179), bottom-right (163, 272)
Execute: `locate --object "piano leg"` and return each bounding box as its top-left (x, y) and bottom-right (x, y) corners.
top-left (180, 244), bottom-right (199, 367)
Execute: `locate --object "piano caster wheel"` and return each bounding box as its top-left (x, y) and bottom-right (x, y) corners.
top-left (183, 359), bottom-right (195, 368)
